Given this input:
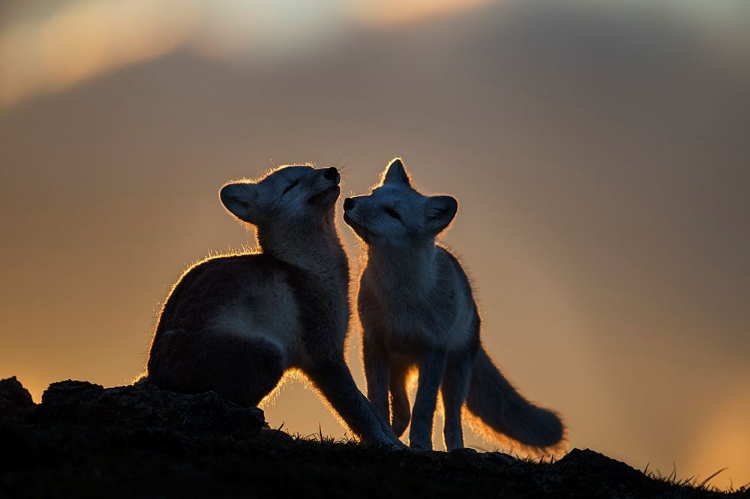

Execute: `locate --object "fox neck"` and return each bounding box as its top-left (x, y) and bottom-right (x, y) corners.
top-left (365, 240), bottom-right (439, 297)
top-left (257, 214), bottom-right (349, 282)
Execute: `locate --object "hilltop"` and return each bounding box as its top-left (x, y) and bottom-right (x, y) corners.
top-left (0, 377), bottom-right (744, 498)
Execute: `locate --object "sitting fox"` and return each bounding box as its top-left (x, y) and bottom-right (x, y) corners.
top-left (146, 165), bottom-right (400, 446)
top-left (343, 158), bottom-right (565, 451)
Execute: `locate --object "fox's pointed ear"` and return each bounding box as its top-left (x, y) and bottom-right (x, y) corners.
top-left (220, 182), bottom-right (260, 224)
top-left (425, 196), bottom-right (458, 234)
top-left (382, 158), bottom-right (411, 186)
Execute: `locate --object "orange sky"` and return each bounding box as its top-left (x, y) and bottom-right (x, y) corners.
top-left (1, 0), bottom-right (748, 491)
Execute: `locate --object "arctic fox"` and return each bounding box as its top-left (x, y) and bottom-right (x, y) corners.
top-left (343, 158), bottom-right (565, 451)
top-left (147, 165), bottom-right (400, 446)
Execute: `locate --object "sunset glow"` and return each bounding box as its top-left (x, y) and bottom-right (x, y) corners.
top-left (1, 0), bottom-right (748, 491)
top-left (349, 0), bottom-right (493, 26)
top-left (0, 0), bottom-right (503, 109)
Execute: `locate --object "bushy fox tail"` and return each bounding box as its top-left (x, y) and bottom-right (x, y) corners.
top-left (465, 346), bottom-right (565, 452)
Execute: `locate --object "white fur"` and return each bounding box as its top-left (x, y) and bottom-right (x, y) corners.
top-left (344, 158), bottom-right (565, 452)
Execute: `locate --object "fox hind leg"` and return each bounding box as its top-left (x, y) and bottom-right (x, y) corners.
top-left (409, 349), bottom-right (447, 450)
top-left (148, 329), bottom-right (286, 407)
top-left (389, 359), bottom-right (411, 437)
top-left (441, 354), bottom-right (472, 451)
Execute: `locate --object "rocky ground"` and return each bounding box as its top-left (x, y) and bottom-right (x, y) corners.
top-left (0, 376), bottom-right (745, 498)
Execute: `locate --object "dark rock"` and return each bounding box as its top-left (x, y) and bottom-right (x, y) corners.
top-left (554, 447), bottom-right (646, 482)
top-left (0, 377), bottom-right (745, 498)
top-left (479, 451), bottom-right (518, 467)
top-left (30, 379), bottom-right (266, 436)
top-left (0, 376), bottom-right (35, 423)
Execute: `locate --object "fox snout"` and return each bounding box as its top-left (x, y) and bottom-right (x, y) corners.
top-left (324, 166), bottom-right (339, 182)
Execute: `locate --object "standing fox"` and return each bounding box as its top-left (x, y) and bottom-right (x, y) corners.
top-left (343, 158), bottom-right (565, 451)
top-left (147, 165), bottom-right (400, 446)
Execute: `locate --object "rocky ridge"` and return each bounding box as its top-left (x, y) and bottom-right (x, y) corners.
top-left (0, 377), bottom-right (744, 498)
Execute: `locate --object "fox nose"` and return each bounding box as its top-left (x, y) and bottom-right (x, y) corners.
top-left (343, 197), bottom-right (355, 211)
top-left (323, 167), bottom-right (339, 181)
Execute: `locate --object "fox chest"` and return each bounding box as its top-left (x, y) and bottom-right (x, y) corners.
top-left (359, 277), bottom-right (475, 353)
top-left (361, 295), bottom-right (451, 351)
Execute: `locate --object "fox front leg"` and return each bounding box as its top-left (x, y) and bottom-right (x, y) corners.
top-left (306, 359), bottom-right (401, 447)
top-left (363, 334), bottom-right (391, 425)
top-left (409, 349), bottom-right (447, 450)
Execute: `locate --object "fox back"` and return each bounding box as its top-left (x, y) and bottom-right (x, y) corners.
top-left (150, 165), bottom-right (347, 370)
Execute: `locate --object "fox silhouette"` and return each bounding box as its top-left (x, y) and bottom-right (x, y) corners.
top-left (147, 165), bottom-right (400, 446)
top-left (343, 158), bottom-right (566, 451)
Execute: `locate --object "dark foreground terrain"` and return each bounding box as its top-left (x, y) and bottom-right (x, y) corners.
top-left (0, 377), bottom-right (745, 499)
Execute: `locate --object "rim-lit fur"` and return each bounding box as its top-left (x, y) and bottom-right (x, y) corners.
top-left (344, 158), bottom-right (566, 452)
top-left (146, 165), bottom-right (400, 446)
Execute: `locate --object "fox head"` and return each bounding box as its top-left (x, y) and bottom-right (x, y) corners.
top-left (343, 158), bottom-right (458, 248)
top-left (220, 165), bottom-right (341, 231)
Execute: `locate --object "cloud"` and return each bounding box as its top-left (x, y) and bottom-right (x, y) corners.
top-left (0, 0), bottom-right (198, 108)
top-left (0, 0), bottom-right (503, 109)
top-left (349, 0), bottom-right (493, 26)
